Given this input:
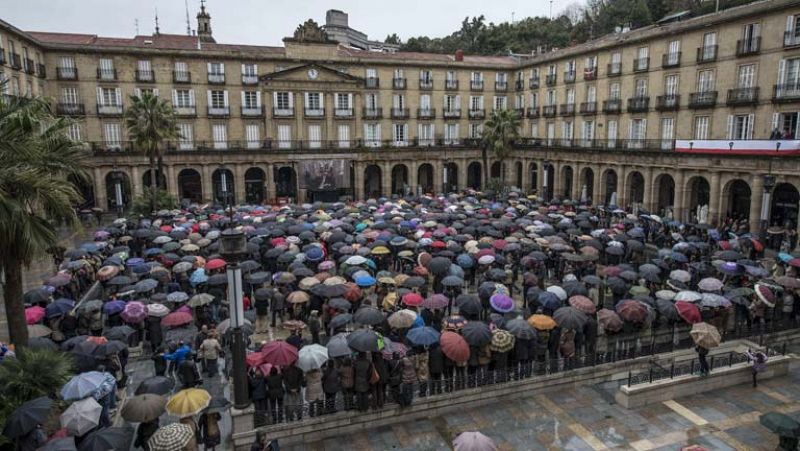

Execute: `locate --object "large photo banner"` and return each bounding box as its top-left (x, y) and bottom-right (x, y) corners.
top-left (300, 160), bottom-right (351, 190)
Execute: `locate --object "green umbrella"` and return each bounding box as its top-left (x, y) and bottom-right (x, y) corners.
top-left (760, 412), bottom-right (800, 438)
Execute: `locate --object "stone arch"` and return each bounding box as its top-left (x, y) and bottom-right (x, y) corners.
top-left (515, 161), bottom-right (523, 189)
top-left (142, 169), bottom-right (167, 191)
top-left (104, 170), bottom-right (131, 212)
top-left (245, 167), bottom-right (266, 204)
top-left (721, 178), bottom-right (751, 222)
top-left (212, 168), bottom-right (235, 205)
top-left (561, 165), bottom-right (574, 199)
top-left (601, 169), bottom-right (618, 206)
top-left (654, 173), bottom-right (675, 218)
top-left (69, 173), bottom-right (95, 209)
top-left (771, 182), bottom-right (800, 228)
top-left (580, 167), bottom-right (594, 204)
top-left (543, 164), bottom-right (555, 201)
top-left (177, 168), bottom-right (202, 204)
top-left (529, 162), bottom-right (538, 193)
top-left (276, 166), bottom-right (298, 199)
top-left (686, 176), bottom-right (710, 223)
top-left (626, 171), bottom-right (645, 210)
top-left (391, 164), bottom-right (409, 196)
top-left (490, 161), bottom-right (504, 181)
top-left (444, 162), bottom-right (458, 193)
top-left (364, 164), bottom-right (382, 199)
top-left (417, 164), bottom-right (434, 194)
top-left (467, 162), bottom-right (482, 190)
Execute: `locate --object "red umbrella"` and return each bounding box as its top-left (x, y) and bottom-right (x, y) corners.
top-left (748, 238), bottom-right (764, 252)
top-left (25, 306), bottom-right (46, 325)
top-left (260, 341), bottom-right (299, 367)
top-left (343, 283), bottom-right (362, 302)
top-left (615, 300), bottom-right (649, 323)
top-left (245, 352), bottom-right (266, 367)
top-left (602, 266), bottom-right (622, 278)
top-left (440, 331), bottom-right (469, 363)
top-left (205, 259), bottom-right (226, 271)
top-left (674, 301), bottom-right (701, 324)
top-left (402, 292), bottom-right (423, 307)
top-left (789, 258), bottom-right (800, 269)
top-left (596, 309), bottom-right (623, 332)
top-left (160, 311), bottom-right (193, 327)
top-left (568, 295), bottom-right (596, 315)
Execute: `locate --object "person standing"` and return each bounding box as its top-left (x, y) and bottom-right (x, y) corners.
top-left (745, 348), bottom-right (767, 387)
top-left (353, 352), bottom-right (372, 412)
top-left (400, 353), bottom-right (417, 407)
top-left (199, 331), bottom-right (223, 378)
top-left (282, 364), bottom-right (304, 421)
top-left (134, 419), bottom-right (159, 451)
top-left (339, 358), bottom-right (355, 410)
top-left (696, 345), bottom-right (710, 376)
top-left (265, 367), bottom-right (284, 424)
top-left (304, 368), bottom-right (323, 417)
top-left (198, 411), bottom-right (221, 451)
top-left (322, 360), bottom-right (341, 413)
top-left (271, 291), bottom-right (286, 328)
top-left (307, 311), bottom-right (321, 344)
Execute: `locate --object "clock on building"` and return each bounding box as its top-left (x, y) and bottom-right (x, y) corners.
top-left (308, 68), bottom-right (319, 80)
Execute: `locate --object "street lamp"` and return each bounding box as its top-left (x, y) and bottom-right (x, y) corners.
top-left (219, 228), bottom-right (249, 409)
top-left (760, 173), bottom-right (777, 245)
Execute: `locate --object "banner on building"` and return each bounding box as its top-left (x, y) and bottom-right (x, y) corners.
top-left (674, 139), bottom-right (800, 155)
top-left (299, 160), bottom-right (351, 190)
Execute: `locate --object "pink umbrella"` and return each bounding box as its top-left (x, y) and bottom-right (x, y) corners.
top-left (25, 306), bottom-right (46, 325)
top-left (260, 341), bottom-right (299, 367)
top-left (161, 311), bottom-right (193, 327)
top-left (402, 292), bottom-right (423, 307)
top-left (121, 301), bottom-right (147, 323)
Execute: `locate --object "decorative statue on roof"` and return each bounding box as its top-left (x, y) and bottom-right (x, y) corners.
top-left (293, 19), bottom-right (328, 43)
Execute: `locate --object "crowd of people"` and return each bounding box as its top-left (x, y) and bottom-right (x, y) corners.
top-left (4, 189), bottom-right (800, 450)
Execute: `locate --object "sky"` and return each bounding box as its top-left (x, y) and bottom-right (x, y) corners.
top-left (5, 0), bottom-right (558, 46)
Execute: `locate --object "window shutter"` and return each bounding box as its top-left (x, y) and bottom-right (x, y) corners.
top-left (288, 92), bottom-right (294, 108)
top-left (189, 90), bottom-right (195, 106)
top-left (171, 89), bottom-right (178, 105)
top-left (726, 115), bottom-right (734, 139)
top-left (207, 62), bottom-right (212, 74)
top-left (788, 15), bottom-right (796, 34)
top-left (256, 91), bottom-right (262, 107)
top-left (746, 114), bottom-right (754, 139)
top-left (253, 64), bottom-right (258, 75)
top-left (223, 91), bottom-right (229, 107)
top-left (207, 90), bottom-right (212, 107)
top-left (241, 63), bottom-right (246, 74)
top-left (772, 112), bottom-right (780, 131)
top-left (134, 88), bottom-right (141, 98)
top-left (273, 91), bottom-right (278, 107)
top-left (454, 124), bottom-right (459, 138)
top-left (220, 63), bottom-right (225, 74)
top-left (153, 88), bottom-right (159, 97)
top-left (304, 92), bottom-right (310, 108)
top-left (455, 95), bottom-right (461, 109)
top-left (115, 88), bottom-right (122, 105)
top-left (240, 91), bottom-right (245, 107)
top-left (628, 120), bottom-right (634, 139)
top-left (778, 59), bottom-right (787, 85)
top-left (96, 87), bottom-right (102, 105)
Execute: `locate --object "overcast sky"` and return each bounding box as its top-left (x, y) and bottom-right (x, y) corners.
top-left (5, 0), bottom-right (559, 46)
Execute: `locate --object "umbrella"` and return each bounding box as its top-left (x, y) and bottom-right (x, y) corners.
top-left (690, 322), bottom-right (721, 348)
top-left (135, 376), bottom-right (175, 396)
top-left (120, 394), bottom-right (167, 423)
top-left (490, 329), bottom-right (515, 352)
top-left (121, 301), bottom-right (147, 323)
top-left (166, 388), bottom-right (211, 418)
top-left (388, 309), bottom-right (418, 329)
top-left (161, 311), bottom-right (193, 327)
top-left (166, 291), bottom-right (189, 304)
top-left (2, 397), bottom-right (52, 439)
top-left (261, 341), bottom-right (299, 366)
top-left (326, 333), bottom-right (351, 358)
top-left (187, 293), bottom-right (214, 308)
top-left (504, 318), bottom-right (536, 339)
top-left (596, 309), bottom-right (623, 332)
top-left (701, 293), bottom-right (730, 309)
top-left (422, 294), bottom-right (449, 310)
top-left (61, 371), bottom-right (106, 401)
top-left (456, 294), bottom-right (482, 316)
top-left (134, 279), bottom-right (159, 293)
top-left (655, 299), bottom-right (679, 322)
top-left (148, 423), bottom-right (195, 451)
top-left (77, 426), bottom-right (134, 451)
top-left (25, 306), bottom-right (46, 325)
top-left (281, 320), bottom-right (307, 332)
top-left (329, 313), bottom-right (353, 331)
top-left (553, 306), bottom-right (588, 330)
top-left (440, 331), bottom-right (469, 363)
top-left (104, 325), bottom-right (135, 342)
top-left (442, 314), bottom-right (468, 330)
top-left (675, 301), bottom-right (702, 324)
top-left (27, 324), bottom-right (52, 338)
top-left (406, 326), bottom-right (440, 346)
top-left (755, 284), bottom-right (776, 307)
top-left (205, 259), bottom-right (226, 271)
top-left (442, 275), bottom-right (464, 287)
top-left (402, 292), bottom-right (423, 307)
top-left (39, 437), bottom-right (77, 451)
top-left (353, 307), bottom-right (384, 326)
top-left (346, 329), bottom-right (381, 352)
top-left (489, 293), bottom-right (514, 313)
top-left (775, 276), bottom-right (800, 289)
top-left (60, 397), bottom-right (102, 436)
top-left (296, 344), bottom-right (329, 371)
top-left (675, 291), bottom-right (702, 303)
top-left (568, 295), bottom-right (596, 315)
top-left (204, 397), bottom-right (231, 414)
top-left (698, 277), bottom-right (724, 292)
top-left (453, 431), bottom-right (497, 451)
top-left (669, 270), bottom-right (691, 283)
top-left (381, 337), bottom-right (408, 359)
top-left (760, 412), bottom-right (800, 438)
top-left (287, 291), bottom-right (310, 304)
top-left (46, 298), bottom-right (75, 318)
top-left (616, 300), bottom-right (649, 323)
top-left (527, 314), bottom-right (557, 331)
top-left (461, 321), bottom-right (492, 346)
top-left (147, 303), bottom-right (170, 317)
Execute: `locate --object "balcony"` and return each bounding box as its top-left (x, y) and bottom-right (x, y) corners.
top-left (579, 102), bottom-right (597, 115)
top-left (514, 107), bottom-right (525, 117)
top-left (362, 107), bottom-right (382, 119)
top-left (304, 108), bottom-right (325, 118)
top-left (36, 64), bottom-right (46, 78)
top-left (470, 80), bottom-right (484, 91)
top-left (242, 74), bottom-right (259, 85)
top-left (463, 108), bottom-right (484, 120)
top-left (9, 53), bottom-right (21, 69)
top-left (529, 77), bottom-right (540, 89)
top-left (208, 106), bottom-right (230, 117)
top-left (208, 73), bottom-right (225, 84)
top-left (688, 91), bottom-right (717, 109)
top-left (273, 107), bottom-right (295, 118)
top-left (24, 59), bottom-right (35, 74)
top-left (559, 103), bottom-right (576, 116)
top-left (583, 67), bottom-right (597, 81)
top-left (445, 79), bottom-right (459, 91)
top-left (419, 79), bottom-right (434, 90)
top-left (391, 108), bottom-right (409, 119)
top-left (545, 74), bottom-right (557, 86)
top-left (97, 68), bottom-right (117, 81)
top-left (526, 107), bottom-right (540, 118)
top-left (633, 57), bottom-right (650, 72)
top-left (334, 108), bottom-right (354, 118)
top-left (607, 63), bottom-right (622, 77)
top-left (655, 94), bottom-right (680, 111)
top-left (542, 105), bottom-right (557, 117)
top-left (785, 31), bottom-right (800, 48)
top-left (417, 108), bottom-right (436, 119)
top-left (241, 105), bottom-right (265, 117)
top-left (173, 71), bottom-right (192, 83)
top-left (97, 103), bottom-right (123, 116)
top-left (563, 71), bottom-right (576, 84)
top-left (736, 37), bottom-right (760, 56)
top-left (365, 77), bottom-right (380, 88)
top-left (662, 52), bottom-right (681, 68)
top-left (443, 109), bottom-right (461, 119)
top-left (773, 84), bottom-right (800, 103)
top-left (627, 96), bottom-right (650, 113)
top-left (135, 70), bottom-right (155, 83)
top-left (515, 80), bottom-right (525, 91)
top-left (56, 103), bottom-right (85, 116)
top-left (56, 67), bottom-right (78, 80)
top-left (727, 87), bottom-right (759, 106)
top-left (495, 81), bottom-right (508, 92)
top-left (696, 46), bottom-right (717, 63)
top-left (173, 105), bottom-right (197, 117)
top-left (392, 78), bottom-right (407, 89)
top-left (603, 99), bottom-right (622, 114)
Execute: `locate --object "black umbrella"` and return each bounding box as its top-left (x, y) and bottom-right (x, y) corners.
top-left (328, 298), bottom-right (352, 311)
top-left (553, 306), bottom-right (588, 330)
top-left (39, 437), bottom-right (77, 451)
top-left (133, 279), bottom-right (158, 293)
top-left (27, 337), bottom-right (58, 351)
top-left (245, 271), bottom-right (270, 285)
top-left (77, 425), bottom-right (134, 451)
top-left (107, 275), bottom-right (133, 286)
top-left (486, 268), bottom-right (507, 282)
top-left (60, 335), bottom-right (89, 351)
top-left (329, 313), bottom-right (353, 331)
top-left (103, 325), bottom-right (135, 342)
top-left (311, 284), bottom-right (349, 298)
top-left (427, 257), bottom-right (452, 276)
top-left (95, 340), bottom-right (128, 357)
top-left (2, 397), bottom-right (52, 438)
top-left (504, 318), bottom-right (537, 339)
top-left (441, 275), bottom-right (464, 287)
top-left (347, 329), bottom-right (380, 352)
top-left (655, 298), bottom-right (679, 321)
top-left (760, 412), bottom-right (800, 438)
top-left (456, 294), bottom-right (482, 316)
top-left (24, 288), bottom-right (51, 304)
top-left (461, 321), bottom-right (492, 346)
top-left (135, 376), bottom-right (175, 396)
top-left (207, 274), bottom-right (228, 286)
top-left (353, 307), bottom-right (385, 326)
top-left (401, 277), bottom-right (427, 288)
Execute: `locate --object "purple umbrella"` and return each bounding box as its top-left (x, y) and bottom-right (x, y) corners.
top-left (489, 293), bottom-right (514, 313)
top-left (120, 301), bottom-right (147, 323)
top-left (422, 294), bottom-right (449, 310)
top-left (103, 300), bottom-right (127, 315)
top-left (45, 273), bottom-right (71, 288)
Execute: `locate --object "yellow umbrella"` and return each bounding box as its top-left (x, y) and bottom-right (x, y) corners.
top-left (371, 246), bottom-right (390, 255)
top-left (377, 277), bottom-right (396, 285)
top-left (527, 314), bottom-right (557, 331)
top-left (382, 292), bottom-right (398, 310)
top-left (166, 388), bottom-right (211, 418)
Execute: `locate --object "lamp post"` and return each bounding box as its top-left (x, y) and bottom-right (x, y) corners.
top-left (220, 227), bottom-right (249, 409)
top-left (110, 166), bottom-right (124, 217)
top-left (542, 160), bottom-right (551, 201)
top-left (760, 173), bottom-right (776, 245)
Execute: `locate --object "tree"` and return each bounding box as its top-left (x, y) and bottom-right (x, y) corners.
top-left (124, 92), bottom-right (180, 215)
top-left (0, 96), bottom-right (89, 346)
top-left (384, 33), bottom-right (401, 45)
top-left (481, 109), bottom-right (521, 190)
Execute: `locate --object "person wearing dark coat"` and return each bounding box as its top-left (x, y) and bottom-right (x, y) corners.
top-left (387, 355), bottom-right (403, 404)
top-left (514, 338), bottom-right (531, 378)
top-left (583, 316), bottom-right (598, 361)
top-left (428, 345), bottom-right (444, 395)
top-left (146, 316), bottom-right (163, 352)
top-left (353, 353), bottom-right (372, 412)
top-left (134, 419), bottom-right (159, 451)
top-left (249, 369), bottom-right (268, 416)
top-left (491, 349), bottom-right (509, 383)
top-left (151, 348), bottom-right (167, 377)
top-left (264, 367), bottom-right (284, 423)
top-left (282, 365), bottom-right (303, 421)
top-left (270, 292), bottom-right (286, 327)
top-left (371, 353), bottom-right (388, 409)
top-left (177, 357), bottom-right (200, 389)
top-left (322, 361), bottom-right (341, 413)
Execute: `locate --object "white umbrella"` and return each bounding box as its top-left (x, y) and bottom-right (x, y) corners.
top-left (453, 431), bottom-right (498, 451)
top-left (297, 344), bottom-right (329, 372)
top-left (60, 397), bottom-right (102, 436)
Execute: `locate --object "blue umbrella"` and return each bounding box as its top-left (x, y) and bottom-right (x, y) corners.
top-left (538, 291), bottom-right (562, 311)
top-left (126, 258), bottom-right (145, 267)
top-left (131, 264), bottom-right (150, 274)
top-left (669, 252), bottom-right (688, 263)
top-left (456, 254), bottom-right (474, 269)
top-left (190, 268), bottom-right (208, 286)
top-left (143, 248), bottom-right (163, 256)
top-left (355, 275), bottom-right (376, 287)
top-left (103, 300), bottom-right (126, 315)
top-left (305, 247), bottom-right (324, 263)
top-left (60, 371), bottom-right (106, 401)
top-left (779, 252), bottom-right (794, 263)
top-left (45, 299), bottom-right (74, 318)
top-left (406, 326), bottom-right (440, 346)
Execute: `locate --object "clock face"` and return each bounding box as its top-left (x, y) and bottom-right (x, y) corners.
top-left (308, 69), bottom-right (319, 80)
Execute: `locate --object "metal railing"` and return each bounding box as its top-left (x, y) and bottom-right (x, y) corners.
top-left (772, 84), bottom-right (800, 103)
top-left (529, 77), bottom-right (540, 89)
top-left (633, 57), bottom-right (650, 72)
top-left (662, 52), bottom-right (681, 68)
top-left (56, 103), bottom-right (85, 116)
top-left (135, 70), bottom-right (155, 83)
top-left (272, 107), bottom-right (294, 118)
top-left (390, 108), bottom-right (409, 119)
top-left (627, 96), bottom-right (650, 113)
top-left (334, 108), bottom-right (354, 118)
top-left (443, 109), bottom-right (461, 119)
top-left (727, 87), bottom-right (759, 106)
top-left (545, 74), bottom-right (557, 86)
top-left (445, 79), bottom-right (458, 90)
top-left (563, 71), bottom-right (576, 83)
top-left (602, 99), bottom-right (622, 114)
top-left (173, 71), bottom-right (191, 83)
top-left (419, 79), bottom-right (433, 90)
top-left (173, 105), bottom-right (197, 117)
top-left (470, 80), bottom-right (484, 91)
top-left (365, 77), bottom-right (379, 89)
top-left (514, 79), bottom-right (525, 91)
top-left (96, 68), bottom-right (117, 80)
top-left (579, 102), bottom-right (597, 115)
top-left (607, 63), bottom-right (622, 77)
top-left (468, 109), bottom-right (485, 119)
top-left (9, 53), bottom-right (21, 69)
top-left (57, 67), bottom-right (78, 80)
top-left (417, 108), bottom-right (435, 119)
top-left (542, 105), bottom-right (557, 117)
top-left (559, 103), bottom-right (576, 116)
top-left (696, 45), bottom-right (717, 63)
top-left (362, 107), bottom-right (382, 119)
top-left (242, 74), bottom-right (259, 85)
top-left (392, 78), bottom-right (406, 90)
top-left (208, 106), bottom-right (230, 117)
top-left (656, 94), bottom-right (680, 111)
top-left (208, 73), bottom-right (226, 84)
top-left (495, 81), bottom-right (508, 92)
top-left (24, 58), bottom-right (35, 74)
top-left (785, 31), bottom-right (800, 48)
top-left (526, 107), bottom-right (540, 118)
top-left (96, 103), bottom-right (123, 116)
top-left (688, 91), bottom-right (717, 109)
top-left (304, 108), bottom-right (325, 118)
top-left (736, 37), bottom-right (761, 56)
top-left (37, 63), bottom-right (46, 78)
top-left (241, 105), bottom-right (265, 117)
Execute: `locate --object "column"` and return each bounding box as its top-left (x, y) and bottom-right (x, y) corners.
top-left (458, 159), bottom-right (468, 191)
top-left (381, 161), bottom-right (392, 197)
top-left (616, 165), bottom-right (627, 208)
top-left (354, 162), bottom-right (365, 200)
top-left (536, 162), bottom-right (544, 197)
top-left (749, 175), bottom-right (764, 235)
top-left (433, 160), bottom-right (443, 195)
top-left (572, 164), bottom-right (581, 202)
top-left (673, 170), bottom-right (686, 222)
top-left (353, 93), bottom-right (363, 146)
top-left (409, 161), bottom-right (418, 195)
top-left (234, 164), bottom-right (246, 205)
top-left (644, 167), bottom-right (655, 212)
top-left (521, 159), bottom-right (531, 194)
top-left (93, 167), bottom-right (107, 211)
top-left (708, 172), bottom-right (721, 226)
top-left (166, 165), bottom-right (179, 200)
top-left (552, 161), bottom-right (562, 198)
top-left (592, 165), bottom-right (603, 206)
top-left (202, 165), bottom-right (214, 203)
top-left (130, 166), bottom-right (143, 197)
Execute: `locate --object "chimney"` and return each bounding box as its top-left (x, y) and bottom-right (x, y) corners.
top-left (455, 49), bottom-right (464, 62)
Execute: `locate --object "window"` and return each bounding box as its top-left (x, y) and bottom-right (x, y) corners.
top-left (471, 71), bottom-right (483, 82)
top-left (634, 79), bottom-right (647, 97)
top-left (701, 32), bottom-right (717, 60)
top-left (665, 74), bottom-right (679, 96)
top-left (444, 95), bottom-right (460, 111)
top-left (446, 70), bottom-right (457, 81)
top-left (420, 70), bottom-right (432, 83)
top-left (60, 56), bottom-right (75, 69)
top-left (418, 123), bottom-right (434, 146)
top-left (277, 125), bottom-right (292, 148)
top-left (173, 89), bottom-right (194, 107)
top-left (335, 93), bottom-right (352, 109)
top-left (636, 47), bottom-right (649, 70)
top-left (548, 64), bottom-right (557, 76)
top-left (134, 88), bottom-right (157, 98)
top-left (581, 120), bottom-right (594, 146)
top-left (66, 123), bottom-right (81, 141)
top-left (274, 92), bottom-right (293, 112)
top-left (470, 123), bottom-right (482, 139)
top-left (338, 124), bottom-right (350, 148)
top-left (62, 87), bottom-right (79, 104)
top-left (611, 52), bottom-right (621, 64)
top-left (530, 92), bottom-right (539, 108)
top-left (365, 93), bottom-right (378, 110)
top-left (737, 65), bottom-right (755, 88)
top-left (566, 60), bottom-right (576, 72)
top-left (392, 94), bottom-right (405, 109)
top-left (305, 92), bottom-right (322, 110)
top-left (697, 70), bottom-right (714, 92)
top-left (212, 124), bottom-right (227, 149)
top-left (546, 90), bottom-right (556, 106)
top-left (694, 116), bottom-right (709, 140)
top-left (394, 68), bottom-right (404, 79)
top-left (364, 123), bottom-right (381, 147)
top-left (781, 58), bottom-right (800, 88)
top-left (562, 121), bottom-right (574, 142)
top-left (308, 125), bottom-right (322, 148)
top-left (585, 56), bottom-right (597, 70)
top-left (10, 78), bottom-right (19, 96)
top-left (420, 94), bottom-right (432, 111)
top-left (393, 123), bottom-right (408, 146)
top-left (174, 61), bottom-right (189, 81)
top-left (493, 96), bottom-right (507, 110)
top-left (661, 117), bottom-right (674, 149)
top-left (666, 40), bottom-right (680, 65)
top-left (98, 87), bottom-right (120, 106)
top-left (103, 123), bottom-right (121, 149)
top-left (586, 86), bottom-right (596, 103)
top-left (242, 91), bottom-right (260, 108)
top-left (728, 114), bottom-right (754, 140)
top-left (742, 23), bottom-right (760, 42)
top-left (566, 88), bottom-right (575, 105)
top-left (209, 90), bottom-right (227, 108)
top-left (515, 94), bottom-right (525, 109)
top-left (366, 68), bottom-right (377, 78)
top-left (99, 58), bottom-right (114, 79)
top-left (444, 123), bottom-right (459, 144)
top-left (607, 120), bottom-right (618, 146)
top-left (546, 122), bottom-right (555, 145)
top-left (496, 72), bottom-right (507, 82)
top-left (242, 63), bottom-right (258, 76)
top-left (609, 83), bottom-right (620, 100)
top-left (137, 60), bottom-right (152, 80)
top-left (788, 14), bottom-right (800, 39)
top-left (530, 121), bottom-right (539, 139)
top-left (630, 119), bottom-right (647, 140)
top-left (470, 96), bottom-right (483, 110)
top-left (208, 62), bottom-right (224, 75)
top-left (178, 123), bottom-right (193, 150)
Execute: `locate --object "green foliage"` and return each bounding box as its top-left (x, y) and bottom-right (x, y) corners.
top-left (487, 177), bottom-right (507, 193)
top-left (482, 109), bottom-right (521, 163)
top-left (131, 188), bottom-right (178, 216)
top-left (384, 33), bottom-right (402, 45)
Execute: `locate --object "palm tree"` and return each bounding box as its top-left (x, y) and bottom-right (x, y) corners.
top-left (0, 96), bottom-right (89, 346)
top-left (124, 92), bottom-right (180, 214)
top-left (481, 109), bottom-right (521, 190)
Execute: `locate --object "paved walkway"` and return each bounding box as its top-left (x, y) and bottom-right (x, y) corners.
top-left (285, 362), bottom-right (800, 451)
